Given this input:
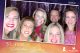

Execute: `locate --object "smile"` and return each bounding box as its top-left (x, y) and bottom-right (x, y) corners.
top-left (24, 31), bottom-right (29, 34)
top-left (7, 24), bottom-right (14, 28)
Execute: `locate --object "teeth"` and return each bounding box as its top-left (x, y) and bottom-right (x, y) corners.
top-left (25, 32), bottom-right (29, 34)
top-left (8, 25), bottom-right (14, 26)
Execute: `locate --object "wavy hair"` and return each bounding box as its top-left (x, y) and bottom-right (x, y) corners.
top-left (2, 7), bottom-right (20, 40)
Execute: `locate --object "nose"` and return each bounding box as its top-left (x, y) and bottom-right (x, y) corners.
top-left (9, 18), bottom-right (14, 23)
top-left (67, 18), bottom-right (73, 23)
top-left (52, 35), bottom-right (57, 39)
top-left (25, 26), bottom-right (30, 30)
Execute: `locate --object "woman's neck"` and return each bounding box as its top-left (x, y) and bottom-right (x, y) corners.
top-left (67, 25), bottom-right (75, 31)
top-left (20, 34), bottom-right (28, 41)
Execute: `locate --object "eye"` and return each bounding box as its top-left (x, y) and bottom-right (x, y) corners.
top-left (72, 16), bottom-right (76, 18)
top-left (56, 33), bottom-right (61, 37)
top-left (6, 15), bottom-right (8, 18)
top-left (29, 26), bottom-right (32, 28)
top-left (35, 15), bottom-right (39, 18)
top-left (66, 16), bottom-right (69, 18)
top-left (23, 24), bottom-right (26, 27)
top-left (49, 33), bottom-right (53, 36)
top-left (14, 16), bottom-right (18, 20)
top-left (6, 15), bottom-right (9, 19)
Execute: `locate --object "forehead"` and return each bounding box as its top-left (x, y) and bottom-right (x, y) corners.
top-left (23, 20), bottom-right (34, 26)
top-left (51, 10), bottom-right (59, 15)
top-left (8, 10), bottom-right (18, 15)
top-left (35, 11), bottom-right (44, 15)
top-left (50, 26), bottom-right (60, 32)
top-left (66, 11), bottom-right (76, 16)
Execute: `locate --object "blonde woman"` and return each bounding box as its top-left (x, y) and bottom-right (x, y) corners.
top-left (33, 8), bottom-right (47, 42)
top-left (44, 23), bottom-right (64, 44)
top-left (2, 7), bottom-right (20, 40)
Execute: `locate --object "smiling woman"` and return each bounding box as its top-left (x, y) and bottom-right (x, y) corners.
top-left (2, 7), bottom-right (20, 40)
top-left (33, 8), bottom-right (47, 42)
top-left (44, 23), bottom-right (64, 44)
top-left (64, 7), bottom-right (77, 45)
top-left (19, 16), bottom-right (35, 41)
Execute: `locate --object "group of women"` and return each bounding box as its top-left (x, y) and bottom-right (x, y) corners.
top-left (2, 6), bottom-right (77, 45)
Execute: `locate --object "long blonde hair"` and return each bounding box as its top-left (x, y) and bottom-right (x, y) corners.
top-left (2, 7), bottom-right (20, 40)
top-left (33, 8), bottom-right (47, 24)
top-left (44, 23), bottom-right (64, 44)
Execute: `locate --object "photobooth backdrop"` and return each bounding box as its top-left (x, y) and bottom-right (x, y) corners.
top-left (0, 0), bottom-right (80, 53)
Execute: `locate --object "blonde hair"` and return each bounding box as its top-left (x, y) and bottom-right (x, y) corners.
top-left (2, 7), bottom-right (20, 40)
top-left (44, 23), bottom-right (64, 44)
top-left (33, 8), bottom-right (47, 24)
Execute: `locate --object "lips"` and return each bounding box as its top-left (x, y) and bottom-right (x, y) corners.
top-left (24, 31), bottom-right (29, 34)
top-left (6, 24), bottom-right (14, 28)
top-left (51, 38), bottom-right (57, 43)
top-left (68, 22), bottom-right (74, 25)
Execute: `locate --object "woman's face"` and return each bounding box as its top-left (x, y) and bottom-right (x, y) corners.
top-left (4, 10), bottom-right (19, 32)
top-left (49, 26), bottom-right (61, 43)
top-left (65, 11), bottom-right (76, 26)
top-left (50, 10), bottom-right (60, 23)
top-left (34, 11), bottom-right (45, 26)
top-left (21, 20), bottom-right (34, 37)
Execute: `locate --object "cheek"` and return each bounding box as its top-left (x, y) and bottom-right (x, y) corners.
top-left (41, 19), bottom-right (44, 24)
top-left (65, 18), bottom-right (69, 24)
top-left (21, 26), bottom-right (25, 33)
top-left (56, 16), bottom-right (59, 20)
top-left (29, 29), bottom-right (33, 34)
top-left (51, 16), bottom-right (54, 20)
top-left (66, 18), bottom-right (76, 25)
top-left (14, 20), bottom-right (18, 26)
top-left (36, 18), bottom-right (44, 26)
top-left (72, 18), bottom-right (76, 23)
top-left (4, 19), bottom-right (9, 25)
top-left (35, 19), bottom-right (37, 22)
top-left (35, 17), bottom-right (39, 22)
top-left (49, 34), bottom-right (53, 40)
top-left (56, 35), bottom-right (60, 40)
top-left (21, 28), bottom-right (24, 34)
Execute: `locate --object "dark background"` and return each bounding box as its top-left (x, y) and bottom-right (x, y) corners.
top-left (0, 0), bottom-right (80, 39)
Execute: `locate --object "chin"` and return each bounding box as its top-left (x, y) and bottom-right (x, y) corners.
top-left (8, 29), bottom-right (14, 32)
top-left (24, 35), bottom-right (29, 37)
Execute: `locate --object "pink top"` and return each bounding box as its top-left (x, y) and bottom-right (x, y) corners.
top-left (64, 30), bottom-right (76, 45)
